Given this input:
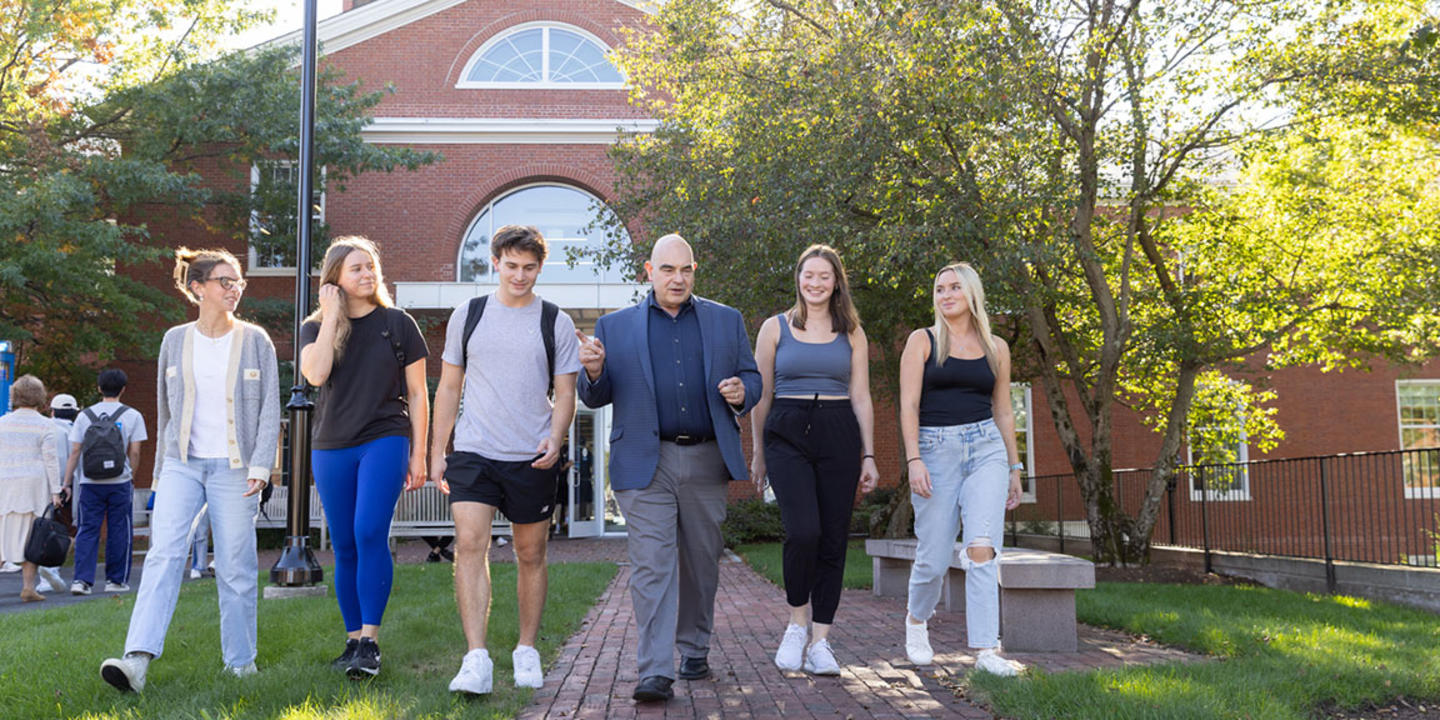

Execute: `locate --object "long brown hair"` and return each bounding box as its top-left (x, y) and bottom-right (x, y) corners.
top-left (789, 244), bottom-right (861, 335)
top-left (173, 247), bottom-right (241, 305)
top-left (304, 236), bottom-right (394, 361)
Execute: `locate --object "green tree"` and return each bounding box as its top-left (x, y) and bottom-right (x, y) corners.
top-left (599, 0), bottom-right (1440, 562)
top-left (0, 0), bottom-right (434, 391)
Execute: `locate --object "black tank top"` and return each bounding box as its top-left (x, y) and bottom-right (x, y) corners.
top-left (918, 329), bottom-right (995, 426)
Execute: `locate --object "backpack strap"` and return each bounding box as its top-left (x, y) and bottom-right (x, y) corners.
top-left (383, 309), bottom-right (408, 401)
top-left (83, 407), bottom-right (100, 423)
top-left (541, 300), bottom-right (559, 399)
top-left (460, 295), bottom-right (488, 371)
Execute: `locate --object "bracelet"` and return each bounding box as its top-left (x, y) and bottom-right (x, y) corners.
top-left (862, 454), bottom-right (875, 460)
top-left (1009, 463), bottom-right (1024, 472)
top-left (906, 457), bottom-right (922, 464)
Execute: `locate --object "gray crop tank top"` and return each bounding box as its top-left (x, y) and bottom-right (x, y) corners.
top-left (773, 314), bottom-right (852, 397)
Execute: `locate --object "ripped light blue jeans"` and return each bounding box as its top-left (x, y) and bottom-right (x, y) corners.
top-left (907, 418), bottom-right (1009, 649)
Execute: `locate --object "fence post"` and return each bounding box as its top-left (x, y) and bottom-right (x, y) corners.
top-left (1166, 472), bottom-right (1178, 546)
top-left (1319, 457), bottom-right (1336, 593)
top-left (1199, 465), bottom-right (1212, 574)
top-left (1056, 473), bottom-right (1065, 554)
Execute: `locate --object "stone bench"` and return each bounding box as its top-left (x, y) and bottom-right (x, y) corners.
top-left (866, 538), bottom-right (1095, 652)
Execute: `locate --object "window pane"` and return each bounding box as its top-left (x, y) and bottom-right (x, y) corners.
top-left (459, 209), bottom-right (493, 281)
top-left (469, 28), bottom-right (544, 83)
top-left (547, 28), bottom-right (623, 83)
top-left (457, 185), bottom-right (626, 283)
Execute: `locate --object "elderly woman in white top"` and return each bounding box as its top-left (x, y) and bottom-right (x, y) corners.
top-left (0, 374), bottom-right (64, 602)
top-left (100, 247), bottom-right (281, 694)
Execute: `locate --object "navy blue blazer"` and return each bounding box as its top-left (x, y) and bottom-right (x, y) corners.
top-left (578, 294), bottom-right (761, 491)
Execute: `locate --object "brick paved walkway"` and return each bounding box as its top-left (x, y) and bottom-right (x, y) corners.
top-left (521, 551), bottom-right (1201, 719)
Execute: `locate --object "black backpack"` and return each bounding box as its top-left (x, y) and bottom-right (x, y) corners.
top-left (461, 295), bottom-right (560, 398)
top-left (80, 405), bottom-right (131, 480)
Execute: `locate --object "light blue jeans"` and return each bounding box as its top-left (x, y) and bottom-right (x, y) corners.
top-left (125, 457), bottom-right (259, 669)
top-left (907, 419), bottom-right (1009, 649)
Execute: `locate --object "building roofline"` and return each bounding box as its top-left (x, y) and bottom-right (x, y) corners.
top-left (257, 0), bottom-right (658, 55)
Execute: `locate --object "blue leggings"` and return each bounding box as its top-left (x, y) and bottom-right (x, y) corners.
top-left (313, 435), bottom-right (408, 631)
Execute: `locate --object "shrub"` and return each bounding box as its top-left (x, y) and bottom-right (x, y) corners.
top-left (722, 499), bottom-right (785, 547)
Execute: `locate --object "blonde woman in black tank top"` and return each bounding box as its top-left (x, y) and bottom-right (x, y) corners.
top-left (750, 245), bottom-right (879, 675)
top-left (897, 262), bottom-right (1027, 677)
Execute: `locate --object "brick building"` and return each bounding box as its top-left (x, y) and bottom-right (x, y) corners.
top-left (113, 0), bottom-right (1438, 549)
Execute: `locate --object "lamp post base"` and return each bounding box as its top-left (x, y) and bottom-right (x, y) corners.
top-left (270, 535), bottom-right (324, 586)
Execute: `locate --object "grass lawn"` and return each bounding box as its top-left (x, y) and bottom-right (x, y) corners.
top-left (973, 583), bottom-right (1440, 719)
top-left (736, 539), bottom-right (872, 591)
top-left (0, 562), bottom-right (616, 720)
top-left (735, 541), bottom-right (1440, 719)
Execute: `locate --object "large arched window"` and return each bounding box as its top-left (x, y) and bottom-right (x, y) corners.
top-left (458, 184), bottom-right (624, 283)
top-left (457, 23), bottom-right (624, 88)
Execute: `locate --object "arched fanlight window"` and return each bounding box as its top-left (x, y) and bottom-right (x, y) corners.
top-left (458, 23), bottom-right (624, 88)
top-left (458, 183), bottom-right (625, 283)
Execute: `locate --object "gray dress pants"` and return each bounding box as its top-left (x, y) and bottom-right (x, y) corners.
top-left (614, 440), bottom-right (729, 680)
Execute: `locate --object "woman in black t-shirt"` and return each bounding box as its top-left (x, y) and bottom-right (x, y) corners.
top-left (299, 236), bottom-right (429, 679)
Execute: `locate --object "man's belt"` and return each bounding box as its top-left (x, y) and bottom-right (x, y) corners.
top-left (662, 434), bottom-right (714, 446)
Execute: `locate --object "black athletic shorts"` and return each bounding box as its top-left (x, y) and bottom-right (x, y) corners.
top-left (444, 451), bottom-right (557, 524)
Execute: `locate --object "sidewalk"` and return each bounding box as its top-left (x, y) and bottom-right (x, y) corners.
top-left (523, 553), bottom-right (1201, 720)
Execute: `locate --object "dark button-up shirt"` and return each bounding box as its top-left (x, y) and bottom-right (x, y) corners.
top-left (647, 292), bottom-right (712, 438)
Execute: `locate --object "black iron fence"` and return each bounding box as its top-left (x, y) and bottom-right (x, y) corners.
top-left (1006, 448), bottom-right (1440, 578)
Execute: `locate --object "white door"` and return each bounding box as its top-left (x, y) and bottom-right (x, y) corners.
top-left (566, 407), bottom-right (605, 538)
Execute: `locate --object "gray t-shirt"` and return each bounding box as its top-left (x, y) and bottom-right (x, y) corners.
top-left (68, 402), bottom-right (148, 485)
top-left (442, 295), bottom-right (581, 461)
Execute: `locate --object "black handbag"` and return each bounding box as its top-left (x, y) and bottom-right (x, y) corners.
top-left (24, 505), bottom-right (71, 567)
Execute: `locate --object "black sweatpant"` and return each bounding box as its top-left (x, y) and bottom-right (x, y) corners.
top-left (763, 397), bottom-right (862, 625)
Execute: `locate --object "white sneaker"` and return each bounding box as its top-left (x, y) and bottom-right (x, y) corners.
top-left (36, 578), bottom-right (53, 594)
top-left (190, 568), bottom-right (202, 580)
top-left (227, 662), bottom-right (258, 678)
top-left (449, 648), bottom-right (493, 695)
top-left (71, 581), bottom-right (92, 596)
top-left (803, 638), bottom-right (841, 675)
top-left (905, 618), bottom-right (934, 665)
top-left (974, 648), bottom-right (1024, 677)
top-left (512, 645), bottom-right (543, 688)
top-left (38, 566), bottom-right (64, 592)
top-left (100, 653), bottom-right (150, 693)
top-left (774, 623), bottom-right (807, 671)
top-left (104, 582), bottom-right (131, 593)
top-left (0, 561), bottom-right (20, 573)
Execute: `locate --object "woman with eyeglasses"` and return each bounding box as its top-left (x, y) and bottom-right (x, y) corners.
top-left (101, 248), bottom-right (281, 693)
top-left (300, 236), bottom-right (429, 679)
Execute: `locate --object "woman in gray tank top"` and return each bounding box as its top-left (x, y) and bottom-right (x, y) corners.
top-left (750, 245), bottom-right (879, 675)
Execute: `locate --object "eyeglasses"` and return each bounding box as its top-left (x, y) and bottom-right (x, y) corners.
top-left (207, 276), bottom-right (248, 291)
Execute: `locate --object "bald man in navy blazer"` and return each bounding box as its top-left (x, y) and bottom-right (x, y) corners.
top-left (577, 234), bottom-right (761, 702)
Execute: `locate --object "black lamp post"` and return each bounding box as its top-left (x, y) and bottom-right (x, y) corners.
top-left (270, 0), bottom-right (324, 587)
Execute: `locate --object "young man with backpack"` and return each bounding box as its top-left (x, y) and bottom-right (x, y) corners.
top-left (64, 369), bottom-right (148, 595)
top-left (429, 225), bottom-right (580, 695)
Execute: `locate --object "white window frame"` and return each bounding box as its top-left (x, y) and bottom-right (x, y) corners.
top-left (456, 22), bottom-right (626, 90)
top-left (1011, 382), bottom-right (1037, 503)
top-left (248, 162), bottom-right (326, 276)
top-left (1186, 422), bottom-right (1252, 502)
top-left (1397, 379), bottom-right (1440, 500)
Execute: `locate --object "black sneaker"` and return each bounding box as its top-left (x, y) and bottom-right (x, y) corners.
top-left (347, 638), bottom-right (381, 679)
top-left (330, 639), bottom-right (360, 670)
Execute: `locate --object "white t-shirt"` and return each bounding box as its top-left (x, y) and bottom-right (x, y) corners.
top-left (442, 295), bottom-right (581, 461)
top-left (189, 329), bottom-right (234, 458)
top-left (69, 401), bottom-right (148, 485)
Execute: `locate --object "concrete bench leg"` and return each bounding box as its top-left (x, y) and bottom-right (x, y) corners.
top-left (1000, 588), bottom-right (1078, 653)
top-left (942, 568), bottom-right (967, 612)
top-left (873, 556), bottom-right (911, 599)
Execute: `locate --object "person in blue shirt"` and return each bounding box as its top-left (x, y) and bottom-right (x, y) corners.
top-left (576, 234), bottom-right (761, 702)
